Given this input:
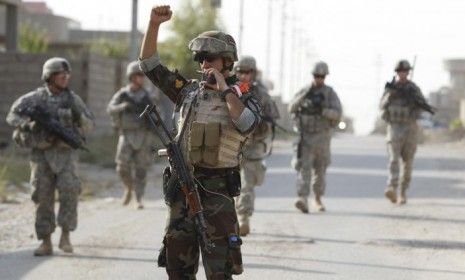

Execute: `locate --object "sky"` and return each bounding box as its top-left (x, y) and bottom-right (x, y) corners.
top-left (28, 0), bottom-right (465, 134)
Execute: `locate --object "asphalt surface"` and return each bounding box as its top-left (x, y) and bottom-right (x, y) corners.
top-left (1, 134), bottom-right (465, 280)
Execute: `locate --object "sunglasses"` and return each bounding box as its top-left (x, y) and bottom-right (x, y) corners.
top-left (196, 53), bottom-right (221, 63)
top-left (314, 75), bottom-right (326, 79)
top-left (237, 70), bottom-right (253, 74)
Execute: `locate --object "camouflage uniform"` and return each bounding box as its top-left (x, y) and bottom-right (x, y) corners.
top-left (289, 62), bottom-right (342, 212)
top-left (6, 58), bottom-right (94, 244)
top-left (234, 56), bottom-right (280, 235)
top-left (107, 61), bottom-right (155, 207)
top-left (140, 31), bottom-right (260, 279)
top-left (380, 60), bottom-right (427, 203)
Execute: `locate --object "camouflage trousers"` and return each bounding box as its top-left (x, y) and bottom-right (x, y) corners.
top-left (386, 123), bottom-right (418, 191)
top-left (236, 159), bottom-right (266, 217)
top-left (162, 174), bottom-right (243, 280)
top-left (296, 133), bottom-right (331, 198)
top-left (115, 135), bottom-right (152, 199)
top-left (30, 149), bottom-right (81, 240)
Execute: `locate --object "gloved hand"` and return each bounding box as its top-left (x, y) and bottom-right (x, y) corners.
top-left (20, 121), bottom-right (40, 132)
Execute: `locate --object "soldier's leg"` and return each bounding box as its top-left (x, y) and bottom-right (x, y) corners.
top-left (201, 178), bottom-right (243, 279)
top-left (133, 146), bottom-right (152, 209)
top-left (30, 157), bottom-right (55, 256)
top-left (399, 137), bottom-right (417, 204)
top-left (385, 140), bottom-right (402, 203)
top-left (56, 157), bottom-right (81, 253)
top-left (30, 158), bottom-right (56, 240)
top-left (236, 160), bottom-right (259, 236)
top-left (164, 191), bottom-right (200, 279)
top-left (116, 137), bottom-right (135, 205)
top-left (312, 147), bottom-right (330, 212)
top-left (295, 145), bottom-right (314, 213)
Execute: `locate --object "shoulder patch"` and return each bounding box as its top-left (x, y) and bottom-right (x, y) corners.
top-left (175, 79), bottom-right (185, 89)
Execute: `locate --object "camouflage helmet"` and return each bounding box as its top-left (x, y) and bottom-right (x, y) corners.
top-left (395, 60), bottom-right (412, 72)
top-left (41, 57), bottom-right (71, 81)
top-left (235, 55), bottom-right (257, 72)
top-left (312, 61), bottom-right (329, 76)
top-left (189, 31), bottom-right (238, 62)
top-left (126, 61), bottom-right (143, 80)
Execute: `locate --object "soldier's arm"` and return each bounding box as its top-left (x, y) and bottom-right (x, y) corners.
top-left (107, 91), bottom-right (127, 115)
top-left (379, 90), bottom-right (391, 110)
top-left (288, 88), bottom-right (307, 114)
top-left (6, 93), bottom-right (35, 128)
top-left (71, 93), bottom-right (95, 134)
top-left (322, 88), bottom-right (342, 121)
top-left (411, 83), bottom-right (427, 103)
top-left (139, 5), bottom-right (187, 105)
top-left (232, 92), bottom-right (261, 135)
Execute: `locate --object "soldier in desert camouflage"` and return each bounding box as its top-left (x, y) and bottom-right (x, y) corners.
top-left (6, 57), bottom-right (94, 256)
top-left (289, 61), bottom-right (342, 213)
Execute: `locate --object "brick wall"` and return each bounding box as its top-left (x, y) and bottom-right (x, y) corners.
top-left (0, 52), bottom-right (126, 140)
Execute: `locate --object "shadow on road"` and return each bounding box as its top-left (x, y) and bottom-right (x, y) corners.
top-left (75, 244), bottom-right (158, 252)
top-left (244, 253), bottom-right (465, 275)
top-left (245, 262), bottom-right (334, 275)
top-left (0, 248), bottom-right (48, 279)
top-left (368, 239), bottom-right (465, 250)
top-left (250, 232), bottom-right (357, 245)
top-left (325, 210), bottom-right (465, 225)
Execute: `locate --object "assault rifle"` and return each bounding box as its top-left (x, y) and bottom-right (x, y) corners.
top-left (119, 92), bottom-right (154, 128)
top-left (16, 104), bottom-right (88, 151)
top-left (140, 104), bottom-right (214, 253)
top-left (385, 77), bottom-right (436, 115)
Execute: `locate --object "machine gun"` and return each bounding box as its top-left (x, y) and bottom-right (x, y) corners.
top-left (385, 76), bottom-right (436, 115)
top-left (140, 104), bottom-right (214, 253)
top-left (17, 104), bottom-right (88, 151)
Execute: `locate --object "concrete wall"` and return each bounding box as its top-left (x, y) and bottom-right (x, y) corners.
top-left (0, 52), bottom-right (126, 139)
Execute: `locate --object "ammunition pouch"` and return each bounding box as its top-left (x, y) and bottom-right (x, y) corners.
top-left (12, 128), bottom-right (53, 150)
top-left (386, 105), bottom-right (412, 123)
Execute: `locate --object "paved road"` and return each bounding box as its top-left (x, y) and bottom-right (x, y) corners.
top-left (1, 135), bottom-right (465, 279)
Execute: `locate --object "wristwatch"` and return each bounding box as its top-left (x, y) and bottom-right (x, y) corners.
top-left (220, 88), bottom-right (234, 99)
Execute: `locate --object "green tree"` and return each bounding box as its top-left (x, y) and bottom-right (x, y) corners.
top-left (158, 0), bottom-right (223, 79)
top-left (90, 38), bottom-right (129, 59)
top-left (19, 22), bottom-right (49, 53)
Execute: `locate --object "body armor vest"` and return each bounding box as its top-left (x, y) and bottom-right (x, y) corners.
top-left (385, 94), bottom-right (415, 123)
top-left (178, 87), bottom-right (247, 169)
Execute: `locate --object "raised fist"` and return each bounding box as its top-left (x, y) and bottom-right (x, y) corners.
top-left (150, 5), bottom-right (172, 25)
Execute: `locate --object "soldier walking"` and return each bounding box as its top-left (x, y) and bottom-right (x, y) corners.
top-left (107, 61), bottom-right (155, 209)
top-left (6, 58), bottom-right (94, 256)
top-left (380, 60), bottom-right (433, 204)
top-left (234, 55), bottom-right (280, 236)
top-left (288, 62), bottom-right (342, 213)
top-left (139, 5), bottom-right (261, 279)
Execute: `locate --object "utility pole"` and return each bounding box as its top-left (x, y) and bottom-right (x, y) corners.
top-left (278, 0), bottom-right (286, 97)
top-left (129, 0), bottom-right (139, 61)
top-left (238, 0), bottom-right (244, 55)
top-left (265, 0), bottom-right (273, 79)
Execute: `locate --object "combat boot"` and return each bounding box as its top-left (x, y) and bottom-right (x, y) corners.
top-left (122, 186), bottom-right (132, 206)
top-left (238, 215), bottom-right (250, 236)
top-left (59, 228), bottom-right (73, 253)
top-left (295, 196), bottom-right (309, 214)
top-left (135, 195), bottom-right (144, 210)
top-left (398, 189), bottom-right (407, 205)
top-left (314, 195), bottom-right (326, 212)
top-left (384, 187), bottom-right (397, 204)
top-left (33, 234), bottom-right (53, 256)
